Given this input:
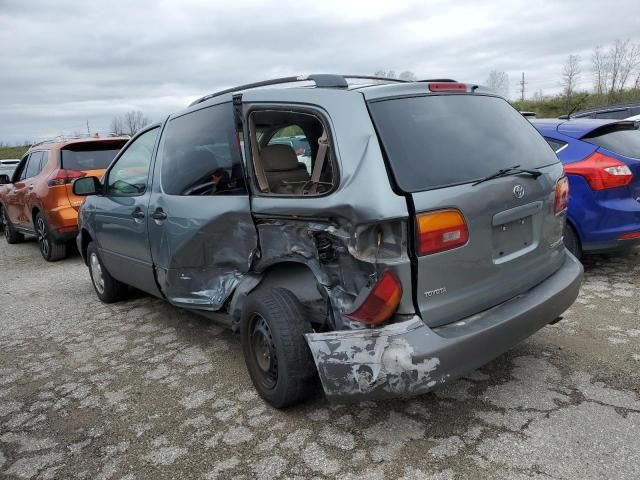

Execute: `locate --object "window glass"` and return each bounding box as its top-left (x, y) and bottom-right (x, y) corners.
top-left (267, 126), bottom-right (312, 174)
top-left (62, 141), bottom-right (126, 171)
top-left (24, 152), bottom-right (44, 179)
top-left (544, 138), bottom-right (568, 153)
top-left (39, 151), bottom-right (49, 171)
top-left (583, 122), bottom-right (640, 159)
top-left (368, 95), bottom-right (558, 192)
top-left (160, 102), bottom-right (246, 196)
top-left (107, 128), bottom-right (159, 196)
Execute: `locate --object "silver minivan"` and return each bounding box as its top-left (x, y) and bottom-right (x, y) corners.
top-left (73, 74), bottom-right (583, 407)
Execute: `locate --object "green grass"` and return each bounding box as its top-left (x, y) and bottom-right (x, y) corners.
top-left (512, 88), bottom-right (640, 119)
top-left (0, 145), bottom-right (29, 159)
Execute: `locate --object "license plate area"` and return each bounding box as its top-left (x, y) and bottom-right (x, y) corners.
top-left (492, 216), bottom-right (534, 261)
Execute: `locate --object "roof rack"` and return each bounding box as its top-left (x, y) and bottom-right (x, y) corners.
top-left (30, 134), bottom-right (93, 149)
top-left (189, 73), bottom-right (410, 107)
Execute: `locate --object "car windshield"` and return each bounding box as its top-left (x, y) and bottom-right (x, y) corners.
top-left (582, 122), bottom-right (640, 159)
top-left (62, 141), bottom-right (127, 171)
top-left (368, 94), bottom-right (558, 192)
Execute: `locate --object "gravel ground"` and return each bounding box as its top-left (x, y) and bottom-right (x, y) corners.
top-left (0, 238), bottom-right (639, 480)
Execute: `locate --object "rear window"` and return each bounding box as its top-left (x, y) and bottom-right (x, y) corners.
top-left (61, 141), bottom-right (127, 171)
top-left (582, 122), bottom-right (640, 159)
top-left (369, 95), bottom-right (558, 192)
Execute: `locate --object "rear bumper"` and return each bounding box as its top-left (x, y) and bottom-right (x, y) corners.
top-left (305, 251), bottom-right (583, 401)
top-left (47, 204), bottom-right (79, 241)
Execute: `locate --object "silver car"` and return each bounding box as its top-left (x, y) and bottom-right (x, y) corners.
top-left (73, 74), bottom-right (583, 407)
top-left (0, 159), bottom-right (20, 183)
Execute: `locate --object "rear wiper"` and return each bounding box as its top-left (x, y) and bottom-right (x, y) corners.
top-left (472, 165), bottom-right (542, 186)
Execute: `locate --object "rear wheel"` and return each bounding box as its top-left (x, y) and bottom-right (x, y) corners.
top-left (35, 213), bottom-right (66, 261)
top-left (1, 206), bottom-right (24, 244)
top-left (563, 222), bottom-right (582, 259)
top-left (240, 288), bottom-right (316, 408)
top-left (86, 242), bottom-right (128, 303)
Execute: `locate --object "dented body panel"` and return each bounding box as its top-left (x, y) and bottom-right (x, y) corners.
top-left (306, 253), bottom-right (583, 400)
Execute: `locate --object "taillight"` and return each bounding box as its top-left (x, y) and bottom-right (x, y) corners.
top-left (428, 82), bottom-right (467, 92)
top-left (563, 152), bottom-right (633, 190)
top-left (48, 169), bottom-right (86, 187)
top-left (619, 231), bottom-right (640, 240)
top-left (345, 270), bottom-right (402, 326)
top-left (554, 176), bottom-right (569, 215)
top-left (416, 209), bottom-right (469, 256)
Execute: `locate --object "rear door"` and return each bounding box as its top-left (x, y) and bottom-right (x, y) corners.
top-left (92, 126), bottom-right (161, 296)
top-left (369, 94), bottom-right (567, 327)
top-left (147, 101), bottom-right (257, 310)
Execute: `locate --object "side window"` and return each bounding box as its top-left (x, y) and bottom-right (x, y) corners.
top-left (160, 102), bottom-right (246, 196)
top-left (106, 127), bottom-right (159, 196)
top-left (249, 110), bottom-right (336, 196)
top-left (39, 151), bottom-right (50, 171)
top-left (544, 138), bottom-right (568, 153)
top-left (24, 152), bottom-right (44, 179)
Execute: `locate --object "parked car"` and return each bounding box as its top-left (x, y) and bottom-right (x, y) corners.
top-left (0, 159), bottom-right (20, 183)
top-left (0, 136), bottom-right (128, 261)
top-left (562, 102), bottom-right (640, 120)
top-left (269, 135), bottom-right (312, 172)
top-left (74, 74), bottom-right (582, 408)
top-left (532, 118), bottom-right (640, 257)
top-left (626, 113), bottom-right (640, 121)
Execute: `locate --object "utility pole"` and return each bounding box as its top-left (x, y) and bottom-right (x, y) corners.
top-left (519, 72), bottom-right (527, 101)
top-left (86, 120), bottom-right (90, 136)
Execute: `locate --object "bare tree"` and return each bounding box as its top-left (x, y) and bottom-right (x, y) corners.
top-left (110, 116), bottom-right (125, 136)
top-left (592, 45), bottom-right (609, 95)
top-left (561, 54), bottom-right (581, 98)
top-left (123, 111), bottom-right (150, 136)
top-left (398, 71), bottom-right (417, 81)
top-left (486, 70), bottom-right (510, 98)
top-left (373, 70), bottom-right (398, 79)
top-left (618, 42), bottom-right (640, 91)
top-left (110, 111), bottom-right (149, 136)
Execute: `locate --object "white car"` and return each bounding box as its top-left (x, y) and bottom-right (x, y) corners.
top-left (0, 159), bottom-right (20, 182)
top-left (626, 114), bottom-right (640, 121)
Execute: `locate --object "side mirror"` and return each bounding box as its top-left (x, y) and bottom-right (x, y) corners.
top-left (0, 174), bottom-right (10, 185)
top-left (73, 176), bottom-right (102, 196)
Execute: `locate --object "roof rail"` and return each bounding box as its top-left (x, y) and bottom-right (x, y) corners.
top-left (30, 134), bottom-right (92, 149)
top-left (189, 73), bottom-right (410, 107)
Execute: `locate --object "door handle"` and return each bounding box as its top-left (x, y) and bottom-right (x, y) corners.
top-left (131, 208), bottom-right (145, 219)
top-left (150, 208), bottom-right (167, 221)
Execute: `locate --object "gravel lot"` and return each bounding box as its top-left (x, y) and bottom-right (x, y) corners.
top-left (0, 238), bottom-right (639, 480)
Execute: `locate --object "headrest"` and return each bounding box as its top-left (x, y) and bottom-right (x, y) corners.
top-left (260, 144), bottom-right (300, 172)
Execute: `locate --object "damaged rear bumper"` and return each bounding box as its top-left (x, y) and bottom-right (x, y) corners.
top-left (305, 252), bottom-right (583, 401)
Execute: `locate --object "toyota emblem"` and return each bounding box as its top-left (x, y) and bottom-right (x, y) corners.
top-left (513, 184), bottom-right (525, 199)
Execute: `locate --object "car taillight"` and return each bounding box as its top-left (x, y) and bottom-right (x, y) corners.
top-left (48, 169), bottom-right (86, 187)
top-left (619, 231), bottom-right (640, 240)
top-left (416, 209), bottom-right (469, 256)
top-left (554, 176), bottom-right (569, 215)
top-left (563, 152), bottom-right (633, 190)
top-left (345, 270), bottom-right (402, 326)
top-left (428, 82), bottom-right (467, 92)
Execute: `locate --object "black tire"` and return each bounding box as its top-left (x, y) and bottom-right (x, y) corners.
top-left (563, 222), bottom-right (582, 259)
top-left (240, 288), bottom-right (317, 408)
top-left (35, 213), bottom-right (66, 261)
top-left (86, 242), bottom-right (128, 303)
top-left (1, 205), bottom-right (24, 244)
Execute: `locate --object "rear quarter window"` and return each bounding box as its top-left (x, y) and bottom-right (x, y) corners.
top-left (368, 95), bottom-right (559, 192)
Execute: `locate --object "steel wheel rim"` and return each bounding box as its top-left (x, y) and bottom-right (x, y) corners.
top-left (89, 252), bottom-right (105, 294)
top-left (250, 314), bottom-right (278, 390)
top-left (36, 217), bottom-right (49, 257)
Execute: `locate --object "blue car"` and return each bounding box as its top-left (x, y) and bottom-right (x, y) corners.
top-left (531, 118), bottom-right (640, 257)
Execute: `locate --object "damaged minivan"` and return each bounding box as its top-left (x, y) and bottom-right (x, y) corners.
top-left (74, 74), bottom-right (583, 407)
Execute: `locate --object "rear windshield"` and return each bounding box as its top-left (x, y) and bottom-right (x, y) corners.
top-left (582, 122), bottom-right (640, 159)
top-left (369, 95), bottom-right (558, 192)
top-left (61, 141), bottom-right (127, 171)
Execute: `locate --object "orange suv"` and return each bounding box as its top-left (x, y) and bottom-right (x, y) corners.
top-left (0, 136), bottom-right (129, 261)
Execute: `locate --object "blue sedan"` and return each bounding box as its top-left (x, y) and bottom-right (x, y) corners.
top-left (531, 118), bottom-right (640, 257)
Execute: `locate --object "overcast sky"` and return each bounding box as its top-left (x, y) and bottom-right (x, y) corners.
top-left (1, 0), bottom-right (639, 144)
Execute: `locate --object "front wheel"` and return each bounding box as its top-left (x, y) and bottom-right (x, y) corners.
top-left (35, 213), bottom-right (66, 261)
top-left (240, 288), bottom-right (317, 408)
top-left (86, 242), bottom-right (129, 303)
